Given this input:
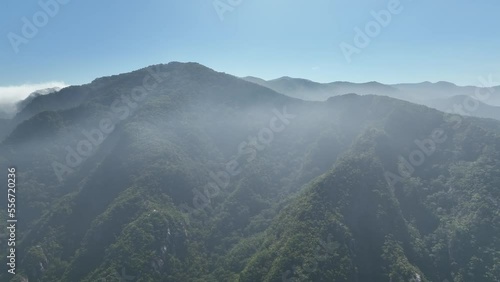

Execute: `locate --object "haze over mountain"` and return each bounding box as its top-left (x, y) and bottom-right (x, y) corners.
top-left (242, 76), bottom-right (500, 122)
top-left (0, 83), bottom-right (67, 117)
top-left (1, 62), bottom-right (499, 282)
top-left (3, 0), bottom-right (500, 281)
top-left (426, 95), bottom-right (500, 121)
top-left (242, 76), bottom-right (399, 101)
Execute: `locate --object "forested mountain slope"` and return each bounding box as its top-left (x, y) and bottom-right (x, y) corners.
top-left (1, 63), bottom-right (499, 282)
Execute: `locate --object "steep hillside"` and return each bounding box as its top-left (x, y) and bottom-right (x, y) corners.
top-left (425, 95), bottom-right (500, 121)
top-left (1, 63), bottom-right (499, 282)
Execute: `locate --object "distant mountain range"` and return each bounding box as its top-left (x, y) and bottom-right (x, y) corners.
top-left (4, 75), bottom-right (497, 125)
top-left (426, 95), bottom-right (500, 121)
top-left (243, 76), bottom-right (399, 101)
top-left (242, 76), bottom-right (500, 118)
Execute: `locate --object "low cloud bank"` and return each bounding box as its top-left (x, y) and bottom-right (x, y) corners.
top-left (0, 82), bottom-right (68, 116)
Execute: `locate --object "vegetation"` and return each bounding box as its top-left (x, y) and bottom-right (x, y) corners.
top-left (0, 62), bottom-right (499, 281)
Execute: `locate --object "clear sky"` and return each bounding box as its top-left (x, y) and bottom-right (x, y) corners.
top-left (1, 0), bottom-right (499, 94)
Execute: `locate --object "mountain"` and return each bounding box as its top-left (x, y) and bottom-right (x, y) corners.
top-left (242, 76), bottom-right (399, 101)
top-left (0, 86), bottom-right (82, 141)
top-left (0, 87), bottom-right (62, 121)
top-left (0, 110), bottom-right (11, 119)
top-left (15, 87), bottom-right (63, 113)
top-left (393, 82), bottom-right (500, 105)
top-left (424, 95), bottom-right (500, 121)
top-left (242, 77), bottom-right (500, 119)
top-left (1, 62), bottom-right (499, 282)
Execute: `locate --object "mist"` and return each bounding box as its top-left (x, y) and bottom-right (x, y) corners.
top-left (1, 63), bottom-right (500, 282)
top-left (0, 82), bottom-right (67, 117)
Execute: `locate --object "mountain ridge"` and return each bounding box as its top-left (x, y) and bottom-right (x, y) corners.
top-left (1, 62), bottom-right (499, 281)
top-left (241, 75), bottom-right (500, 121)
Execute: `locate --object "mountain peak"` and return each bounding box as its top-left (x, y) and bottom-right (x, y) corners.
top-left (435, 81), bottom-right (457, 87)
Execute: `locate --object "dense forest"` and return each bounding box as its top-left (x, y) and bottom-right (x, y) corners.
top-left (0, 62), bottom-right (499, 281)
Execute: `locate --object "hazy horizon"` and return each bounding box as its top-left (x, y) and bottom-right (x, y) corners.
top-left (1, 2), bottom-right (500, 281)
top-left (2, 0), bottom-right (499, 88)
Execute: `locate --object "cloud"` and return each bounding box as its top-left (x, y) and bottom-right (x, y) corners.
top-left (0, 81), bottom-right (68, 115)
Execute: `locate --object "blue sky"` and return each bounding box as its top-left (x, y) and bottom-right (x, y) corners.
top-left (1, 0), bottom-right (499, 97)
